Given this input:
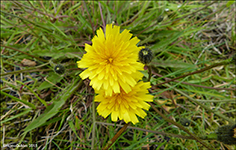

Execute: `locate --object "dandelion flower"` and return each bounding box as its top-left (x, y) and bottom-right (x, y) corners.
top-left (95, 81), bottom-right (153, 124)
top-left (77, 24), bottom-right (144, 96)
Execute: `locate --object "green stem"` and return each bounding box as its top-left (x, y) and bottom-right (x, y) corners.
top-left (148, 65), bottom-right (152, 82)
top-left (102, 123), bottom-right (130, 150)
top-left (91, 97), bottom-right (96, 149)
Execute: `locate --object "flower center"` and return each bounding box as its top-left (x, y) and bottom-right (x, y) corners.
top-left (107, 57), bottom-right (114, 64)
top-left (142, 50), bottom-right (148, 55)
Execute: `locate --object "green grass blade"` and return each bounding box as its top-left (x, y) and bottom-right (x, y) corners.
top-left (1, 109), bottom-right (32, 124)
top-left (23, 78), bottom-right (82, 133)
top-left (1, 91), bottom-right (36, 109)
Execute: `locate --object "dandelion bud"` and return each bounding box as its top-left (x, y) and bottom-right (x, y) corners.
top-left (216, 124), bottom-right (236, 145)
top-left (139, 48), bottom-right (153, 64)
top-left (180, 118), bottom-right (191, 127)
top-left (54, 64), bottom-right (65, 74)
top-left (157, 15), bottom-right (164, 23)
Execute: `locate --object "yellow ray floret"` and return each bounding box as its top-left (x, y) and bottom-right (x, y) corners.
top-left (77, 24), bottom-right (144, 96)
top-left (95, 81), bottom-right (153, 124)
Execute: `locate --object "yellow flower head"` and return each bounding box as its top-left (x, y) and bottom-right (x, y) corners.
top-left (95, 81), bottom-right (153, 124)
top-left (77, 24), bottom-right (144, 96)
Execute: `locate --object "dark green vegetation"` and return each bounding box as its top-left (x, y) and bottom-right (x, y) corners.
top-left (1, 1), bottom-right (235, 149)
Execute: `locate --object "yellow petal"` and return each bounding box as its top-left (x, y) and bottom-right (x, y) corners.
top-left (118, 79), bottom-right (131, 93)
